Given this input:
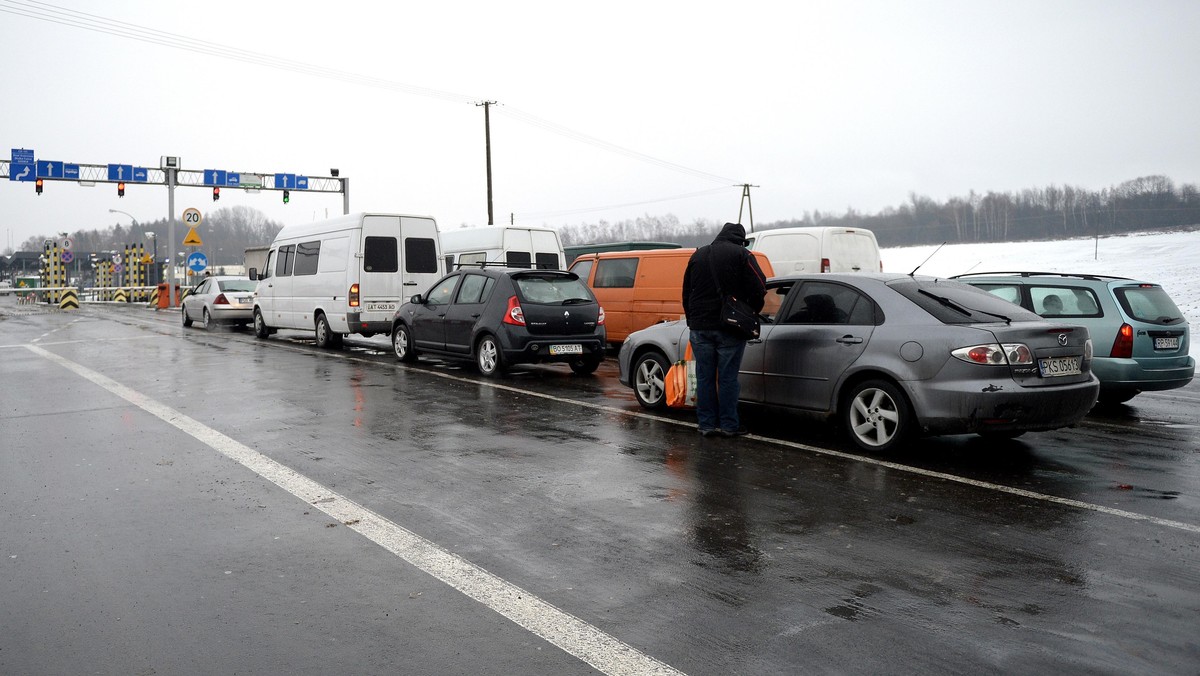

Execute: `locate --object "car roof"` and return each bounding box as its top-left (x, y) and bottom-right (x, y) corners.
top-left (951, 271), bottom-right (1135, 283)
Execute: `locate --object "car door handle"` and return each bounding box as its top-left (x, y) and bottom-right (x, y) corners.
top-left (471, 313), bottom-right (481, 318)
top-left (403, 281), bottom-right (418, 285)
top-left (836, 335), bottom-right (863, 344)
top-left (747, 338), bottom-right (763, 344)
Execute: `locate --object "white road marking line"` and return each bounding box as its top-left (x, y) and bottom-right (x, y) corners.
top-left (26, 344), bottom-right (684, 676)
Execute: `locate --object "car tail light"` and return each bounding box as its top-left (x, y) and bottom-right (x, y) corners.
top-left (1110, 323), bottom-right (1134, 358)
top-left (821, 257), bottom-right (831, 273)
top-left (879, 259), bottom-right (884, 272)
top-left (597, 306), bottom-right (606, 325)
top-left (214, 293), bottom-right (229, 305)
top-left (503, 295), bottom-right (525, 326)
top-left (349, 283), bottom-right (360, 308)
top-left (951, 343), bottom-right (1034, 365)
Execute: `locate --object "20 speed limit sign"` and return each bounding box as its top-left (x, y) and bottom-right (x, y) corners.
top-left (182, 207), bottom-right (203, 226)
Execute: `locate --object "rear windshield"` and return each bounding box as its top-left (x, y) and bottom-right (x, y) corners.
top-left (218, 280), bottom-right (257, 292)
top-left (514, 273), bottom-right (595, 304)
top-left (888, 278), bottom-right (1043, 324)
top-left (1115, 285), bottom-right (1185, 325)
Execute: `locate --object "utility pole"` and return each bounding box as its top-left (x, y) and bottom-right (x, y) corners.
top-left (476, 101), bottom-right (497, 225)
top-left (737, 183), bottom-right (759, 232)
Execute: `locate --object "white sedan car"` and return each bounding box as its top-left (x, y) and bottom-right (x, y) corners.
top-left (182, 276), bottom-right (256, 329)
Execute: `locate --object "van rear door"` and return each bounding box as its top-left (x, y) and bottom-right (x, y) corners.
top-left (827, 230), bottom-right (881, 272)
top-left (358, 215), bottom-right (440, 326)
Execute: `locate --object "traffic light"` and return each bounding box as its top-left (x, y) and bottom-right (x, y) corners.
top-left (36, 178), bottom-right (43, 195)
top-left (213, 187), bottom-right (221, 202)
top-left (117, 182), bottom-right (126, 198)
top-left (282, 189), bottom-right (290, 204)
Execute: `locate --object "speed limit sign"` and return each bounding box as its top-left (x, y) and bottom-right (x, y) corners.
top-left (182, 207), bottom-right (203, 226)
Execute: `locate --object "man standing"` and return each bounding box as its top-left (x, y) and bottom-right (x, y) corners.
top-left (682, 222), bottom-right (768, 437)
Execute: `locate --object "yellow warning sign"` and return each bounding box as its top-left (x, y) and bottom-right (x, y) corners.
top-left (183, 228), bottom-right (203, 246)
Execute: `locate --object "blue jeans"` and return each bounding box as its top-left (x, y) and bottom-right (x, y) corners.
top-left (689, 329), bottom-right (747, 432)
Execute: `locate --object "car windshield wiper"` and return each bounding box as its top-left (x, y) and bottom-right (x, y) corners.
top-left (918, 289), bottom-right (974, 317)
top-left (561, 297), bottom-right (592, 305)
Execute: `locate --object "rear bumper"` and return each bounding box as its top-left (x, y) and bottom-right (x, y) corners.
top-left (345, 312), bottom-right (391, 334)
top-left (209, 306), bottom-right (253, 322)
top-left (1092, 356), bottom-right (1195, 392)
top-left (500, 329), bottom-right (607, 365)
top-left (902, 375), bottom-right (1100, 435)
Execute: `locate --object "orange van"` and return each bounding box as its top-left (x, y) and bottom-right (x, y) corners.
top-left (568, 248), bottom-right (775, 345)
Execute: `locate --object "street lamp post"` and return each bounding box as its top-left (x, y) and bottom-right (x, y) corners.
top-left (108, 208), bottom-right (157, 286)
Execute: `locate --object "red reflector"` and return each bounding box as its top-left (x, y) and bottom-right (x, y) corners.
top-left (821, 258), bottom-right (831, 273)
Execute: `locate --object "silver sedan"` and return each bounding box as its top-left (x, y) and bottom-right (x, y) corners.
top-left (182, 276), bottom-right (256, 329)
top-left (618, 273), bottom-right (1100, 452)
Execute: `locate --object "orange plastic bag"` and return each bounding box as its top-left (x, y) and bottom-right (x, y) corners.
top-left (665, 342), bottom-right (697, 409)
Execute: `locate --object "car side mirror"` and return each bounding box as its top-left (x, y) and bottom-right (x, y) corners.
top-left (248, 268), bottom-right (258, 281)
top-left (410, 293), bottom-right (424, 304)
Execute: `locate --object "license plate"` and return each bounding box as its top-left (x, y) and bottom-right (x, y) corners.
top-left (1154, 336), bottom-right (1179, 350)
top-left (235, 295), bottom-right (252, 303)
top-left (1038, 356), bottom-right (1082, 377)
top-left (366, 302), bottom-right (396, 312)
top-left (549, 344), bottom-right (583, 355)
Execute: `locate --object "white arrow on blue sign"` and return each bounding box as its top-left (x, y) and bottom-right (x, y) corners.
top-left (205, 169), bottom-right (227, 186)
top-left (274, 173), bottom-right (296, 189)
top-left (107, 164), bottom-right (134, 181)
top-left (37, 160), bottom-right (64, 178)
top-left (187, 252), bottom-right (208, 272)
top-left (133, 167), bottom-right (149, 182)
top-left (8, 163), bottom-right (34, 181)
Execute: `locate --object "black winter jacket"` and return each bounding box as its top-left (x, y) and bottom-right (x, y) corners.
top-left (682, 222), bottom-right (768, 332)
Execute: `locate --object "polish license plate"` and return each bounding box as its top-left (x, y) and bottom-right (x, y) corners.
top-left (366, 302), bottom-right (396, 312)
top-left (1154, 336), bottom-right (1179, 350)
top-left (549, 344), bottom-right (583, 355)
top-left (235, 295), bottom-right (252, 303)
top-left (1038, 356), bottom-right (1082, 377)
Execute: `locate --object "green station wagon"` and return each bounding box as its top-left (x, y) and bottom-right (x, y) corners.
top-left (954, 272), bottom-right (1194, 404)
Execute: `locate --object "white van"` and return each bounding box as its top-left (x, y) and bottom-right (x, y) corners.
top-left (439, 226), bottom-right (566, 272)
top-left (251, 212), bottom-right (441, 348)
top-left (745, 226), bottom-right (882, 274)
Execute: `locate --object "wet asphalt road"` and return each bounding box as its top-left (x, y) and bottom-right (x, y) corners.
top-left (2, 299), bottom-right (1198, 675)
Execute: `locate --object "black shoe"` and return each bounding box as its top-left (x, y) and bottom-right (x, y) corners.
top-left (699, 428), bottom-right (722, 438)
top-left (720, 426), bottom-right (749, 437)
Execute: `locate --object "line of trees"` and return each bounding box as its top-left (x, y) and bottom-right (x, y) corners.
top-left (559, 174), bottom-right (1200, 248)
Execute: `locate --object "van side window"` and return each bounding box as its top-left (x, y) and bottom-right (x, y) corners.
top-left (535, 253), bottom-right (560, 270)
top-left (294, 240), bottom-right (321, 276)
top-left (364, 237), bottom-right (398, 273)
top-left (456, 274), bottom-right (494, 304)
top-left (443, 255), bottom-right (455, 272)
top-left (458, 252), bottom-right (487, 268)
top-left (593, 258), bottom-right (638, 288)
top-left (319, 237), bottom-right (348, 273)
top-left (405, 237), bottom-right (438, 273)
top-left (506, 251), bottom-right (532, 269)
top-left (276, 245), bottom-right (295, 277)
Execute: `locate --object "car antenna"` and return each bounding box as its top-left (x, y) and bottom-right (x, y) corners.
top-left (909, 242), bottom-right (947, 276)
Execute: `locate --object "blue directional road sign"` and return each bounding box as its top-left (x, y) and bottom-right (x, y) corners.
top-left (107, 164), bottom-right (134, 182)
top-left (63, 164), bottom-right (80, 179)
top-left (37, 161), bottom-right (65, 178)
top-left (274, 173), bottom-right (296, 189)
top-left (9, 149), bottom-right (34, 182)
top-left (226, 173), bottom-right (240, 187)
top-left (187, 252), bottom-right (208, 273)
top-left (133, 167), bottom-right (149, 182)
top-left (296, 176), bottom-right (309, 190)
top-left (205, 169), bottom-right (227, 186)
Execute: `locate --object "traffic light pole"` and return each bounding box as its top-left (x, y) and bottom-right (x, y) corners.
top-left (167, 165), bottom-right (177, 308)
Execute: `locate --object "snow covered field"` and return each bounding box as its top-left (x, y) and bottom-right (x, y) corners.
top-left (881, 228), bottom-right (1199, 355)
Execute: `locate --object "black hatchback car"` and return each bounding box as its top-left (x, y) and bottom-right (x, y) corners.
top-left (391, 267), bottom-right (606, 376)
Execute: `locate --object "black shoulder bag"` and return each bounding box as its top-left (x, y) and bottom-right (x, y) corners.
top-left (706, 246), bottom-right (760, 340)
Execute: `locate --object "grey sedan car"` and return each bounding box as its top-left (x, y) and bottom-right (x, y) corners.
top-left (618, 273), bottom-right (1101, 451)
top-left (182, 275), bottom-right (257, 329)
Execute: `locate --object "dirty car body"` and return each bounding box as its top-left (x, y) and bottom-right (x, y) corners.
top-left (618, 273), bottom-right (1100, 451)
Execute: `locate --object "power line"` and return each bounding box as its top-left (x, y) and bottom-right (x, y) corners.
top-left (0, 0), bottom-right (736, 186)
top-left (515, 187), bottom-right (736, 220)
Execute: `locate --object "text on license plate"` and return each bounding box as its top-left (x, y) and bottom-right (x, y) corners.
top-left (365, 302), bottom-right (396, 311)
top-left (549, 344), bottom-right (583, 355)
top-left (1038, 356), bottom-right (1082, 377)
top-left (1154, 336), bottom-right (1179, 350)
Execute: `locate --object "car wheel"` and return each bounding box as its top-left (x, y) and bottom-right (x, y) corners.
top-left (843, 379), bottom-right (912, 452)
top-left (1098, 389), bottom-right (1138, 405)
top-left (253, 309), bottom-right (270, 339)
top-left (203, 308), bottom-right (216, 330)
top-left (475, 334), bottom-right (506, 377)
top-left (632, 351), bottom-right (670, 409)
top-left (569, 356), bottom-right (602, 376)
top-left (314, 313), bottom-right (342, 349)
top-left (392, 323), bottom-right (417, 362)
top-left (182, 306), bottom-right (193, 327)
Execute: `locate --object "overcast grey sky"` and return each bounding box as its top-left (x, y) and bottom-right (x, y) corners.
top-left (3, 0), bottom-right (1198, 250)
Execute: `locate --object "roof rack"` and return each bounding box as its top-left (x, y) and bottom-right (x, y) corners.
top-left (950, 271), bottom-right (1132, 282)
